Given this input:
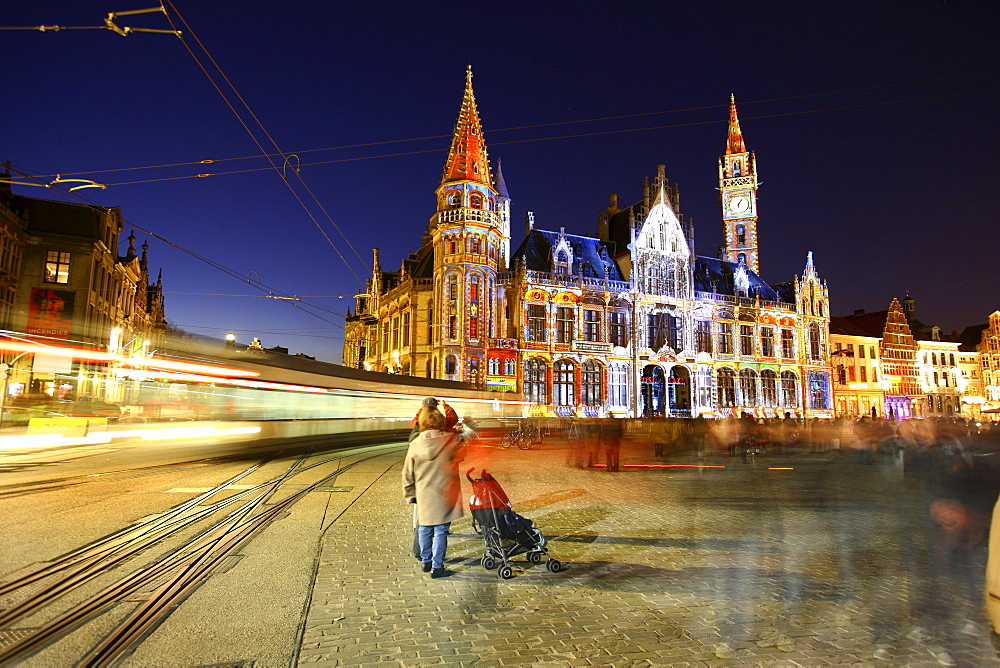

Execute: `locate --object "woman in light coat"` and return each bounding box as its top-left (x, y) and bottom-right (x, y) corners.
top-left (403, 407), bottom-right (464, 578)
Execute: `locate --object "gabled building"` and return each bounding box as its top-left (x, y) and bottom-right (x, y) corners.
top-left (344, 70), bottom-right (833, 418)
top-left (0, 167), bottom-right (167, 402)
top-left (829, 315), bottom-right (884, 417)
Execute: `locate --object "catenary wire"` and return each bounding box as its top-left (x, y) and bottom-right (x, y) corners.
top-left (95, 87), bottom-right (998, 187)
top-left (161, 2), bottom-right (366, 279)
top-left (30, 69), bottom-right (999, 179)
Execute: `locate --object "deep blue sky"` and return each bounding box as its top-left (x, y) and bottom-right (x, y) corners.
top-left (3, 1), bottom-right (997, 362)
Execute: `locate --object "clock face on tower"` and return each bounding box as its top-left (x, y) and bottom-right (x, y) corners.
top-left (729, 195), bottom-right (750, 214)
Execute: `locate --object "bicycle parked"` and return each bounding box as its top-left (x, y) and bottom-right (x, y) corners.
top-left (501, 423), bottom-right (543, 450)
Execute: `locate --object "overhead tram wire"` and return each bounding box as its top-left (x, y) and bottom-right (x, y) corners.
top-left (161, 1), bottom-right (366, 282)
top-left (31, 68), bottom-right (1000, 180)
top-left (6, 164), bottom-right (345, 330)
top-left (89, 87), bottom-right (999, 188)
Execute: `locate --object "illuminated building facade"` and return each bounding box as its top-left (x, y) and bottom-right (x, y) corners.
top-left (345, 71), bottom-right (833, 417)
top-left (975, 311), bottom-right (1000, 410)
top-left (0, 171), bottom-right (167, 402)
top-left (829, 317), bottom-right (884, 417)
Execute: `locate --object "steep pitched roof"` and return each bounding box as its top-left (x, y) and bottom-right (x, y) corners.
top-left (510, 228), bottom-right (623, 280)
top-left (829, 316), bottom-right (877, 337)
top-left (440, 66), bottom-right (492, 188)
top-left (692, 255), bottom-right (780, 301)
top-left (494, 160), bottom-right (510, 199)
top-left (725, 94), bottom-right (747, 155)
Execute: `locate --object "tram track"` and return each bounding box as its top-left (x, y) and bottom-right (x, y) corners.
top-left (0, 445), bottom-right (402, 666)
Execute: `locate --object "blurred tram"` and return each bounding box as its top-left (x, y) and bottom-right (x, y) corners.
top-left (0, 332), bottom-right (524, 440)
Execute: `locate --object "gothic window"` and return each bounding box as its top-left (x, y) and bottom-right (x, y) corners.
top-left (554, 360), bottom-right (575, 406)
top-left (557, 307), bottom-right (574, 343)
top-left (528, 304), bottom-right (546, 342)
top-left (44, 251), bottom-right (71, 284)
top-left (668, 314), bottom-right (683, 350)
top-left (610, 311), bottom-right (628, 347)
top-left (447, 191), bottom-right (461, 207)
top-left (488, 197), bottom-right (496, 211)
top-left (647, 313), bottom-right (667, 350)
top-left (609, 363), bottom-right (628, 407)
top-left (584, 309), bottom-right (601, 342)
top-left (718, 322), bottom-right (733, 355)
top-left (732, 161), bottom-right (742, 176)
top-left (761, 327), bottom-right (774, 358)
top-left (717, 368), bottom-right (737, 408)
top-left (808, 371), bottom-right (830, 410)
top-left (470, 192), bottom-right (483, 209)
top-left (736, 224), bottom-right (746, 245)
top-left (761, 369), bottom-right (778, 405)
top-left (555, 251), bottom-right (569, 275)
top-left (737, 252), bottom-right (747, 266)
top-left (780, 371), bottom-right (798, 408)
top-left (581, 361), bottom-right (602, 406)
top-left (781, 329), bottom-right (794, 358)
top-left (525, 358), bottom-right (547, 405)
top-left (489, 357), bottom-right (498, 375)
top-left (739, 368), bottom-right (758, 406)
top-left (740, 324), bottom-right (754, 356)
top-left (696, 321), bottom-right (712, 353)
top-left (809, 324), bottom-right (822, 360)
top-left (469, 357), bottom-right (481, 388)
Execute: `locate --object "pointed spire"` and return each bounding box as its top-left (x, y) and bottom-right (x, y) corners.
top-left (441, 66), bottom-right (493, 187)
top-left (494, 159), bottom-right (509, 199)
top-left (726, 93), bottom-right (746, 155)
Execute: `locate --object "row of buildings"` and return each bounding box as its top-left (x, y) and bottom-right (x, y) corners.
top-left (343, 68), bottom-right (999, 421)
top-left (0, 167), bottom-right (167, 405)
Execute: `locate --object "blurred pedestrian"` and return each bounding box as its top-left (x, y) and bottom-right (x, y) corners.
top-left (600, 416), bottom-right (623, 472)
top-left (403, 407), bottom-right (464, 578)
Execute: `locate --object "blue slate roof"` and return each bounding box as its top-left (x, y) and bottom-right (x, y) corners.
top-left (510, 229), bottom-right (624, 280)
top-left (692, 256), bottom-right (782, 301)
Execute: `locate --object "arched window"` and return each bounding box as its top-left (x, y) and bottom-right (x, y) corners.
top-left (737, 252), bottom-right (747, 265)
top-left (581, 361), bottom-right (602, 406)
top-left (739, 368), bottom-right (758, 406)
top-left (733, 161), bottom-right (742, 176)
top-left (554, 359), bottom-right (575, 406)
top-left (761, 369), bottom-right (778, 405)
top-left (469, 192), bottom-right (483, 209)
top-left (488, 357), bottom-right (498, 375)
top-left (488, 197), bottom-right (496, 211)
top-left (717, 368), bottom-right (737, 408)
top-left (469, 357), bottom-right (481, 388)
top-left (736, 224), bottom-right (746, 245)
top-left (525, 358), bottom-right (547, 405)
top-left (780, 371), bottom-right (798, 408)
top-left (447, 191), bottom-right (461, 207)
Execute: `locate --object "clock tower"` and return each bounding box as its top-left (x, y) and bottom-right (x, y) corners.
top-left (719, 94), bottom-right (761, 275)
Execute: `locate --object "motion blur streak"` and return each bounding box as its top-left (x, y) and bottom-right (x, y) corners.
top-left (0, 425), bottom-right (262, 449)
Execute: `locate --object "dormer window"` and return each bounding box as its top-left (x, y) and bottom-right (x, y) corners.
top-left (554, 250), bottom-right (569, 275)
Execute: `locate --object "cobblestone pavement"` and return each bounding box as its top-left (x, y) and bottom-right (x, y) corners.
top-left (299, 437), bottom-right (999, 667)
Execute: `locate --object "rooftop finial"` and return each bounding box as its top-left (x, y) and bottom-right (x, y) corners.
top-left (726, 94), bottom-right (746, 155)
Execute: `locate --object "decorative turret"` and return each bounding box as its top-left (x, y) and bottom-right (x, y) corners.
top-left (440, 65), bottom-right (493, 188)
top-left (725, 93), bottom-right (746, 155)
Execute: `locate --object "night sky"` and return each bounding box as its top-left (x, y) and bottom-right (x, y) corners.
top-left (3, 1), bottom-right (997, 363)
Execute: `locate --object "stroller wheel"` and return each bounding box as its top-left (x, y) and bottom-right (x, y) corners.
top-left (527, 551), bottom-right (542, 565)
top-left (497, 565), bottom-right (514, 580)
top-left (546, 559), bottom-right (563, 573)
top-left (481, 555), bottom-right (497, 570)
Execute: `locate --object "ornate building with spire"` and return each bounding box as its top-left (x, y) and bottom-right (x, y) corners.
top-left (344, 72), bottom-right (833, 418)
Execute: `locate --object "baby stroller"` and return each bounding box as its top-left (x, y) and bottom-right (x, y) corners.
top-left (467, 468), bottom-right (562, 579)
